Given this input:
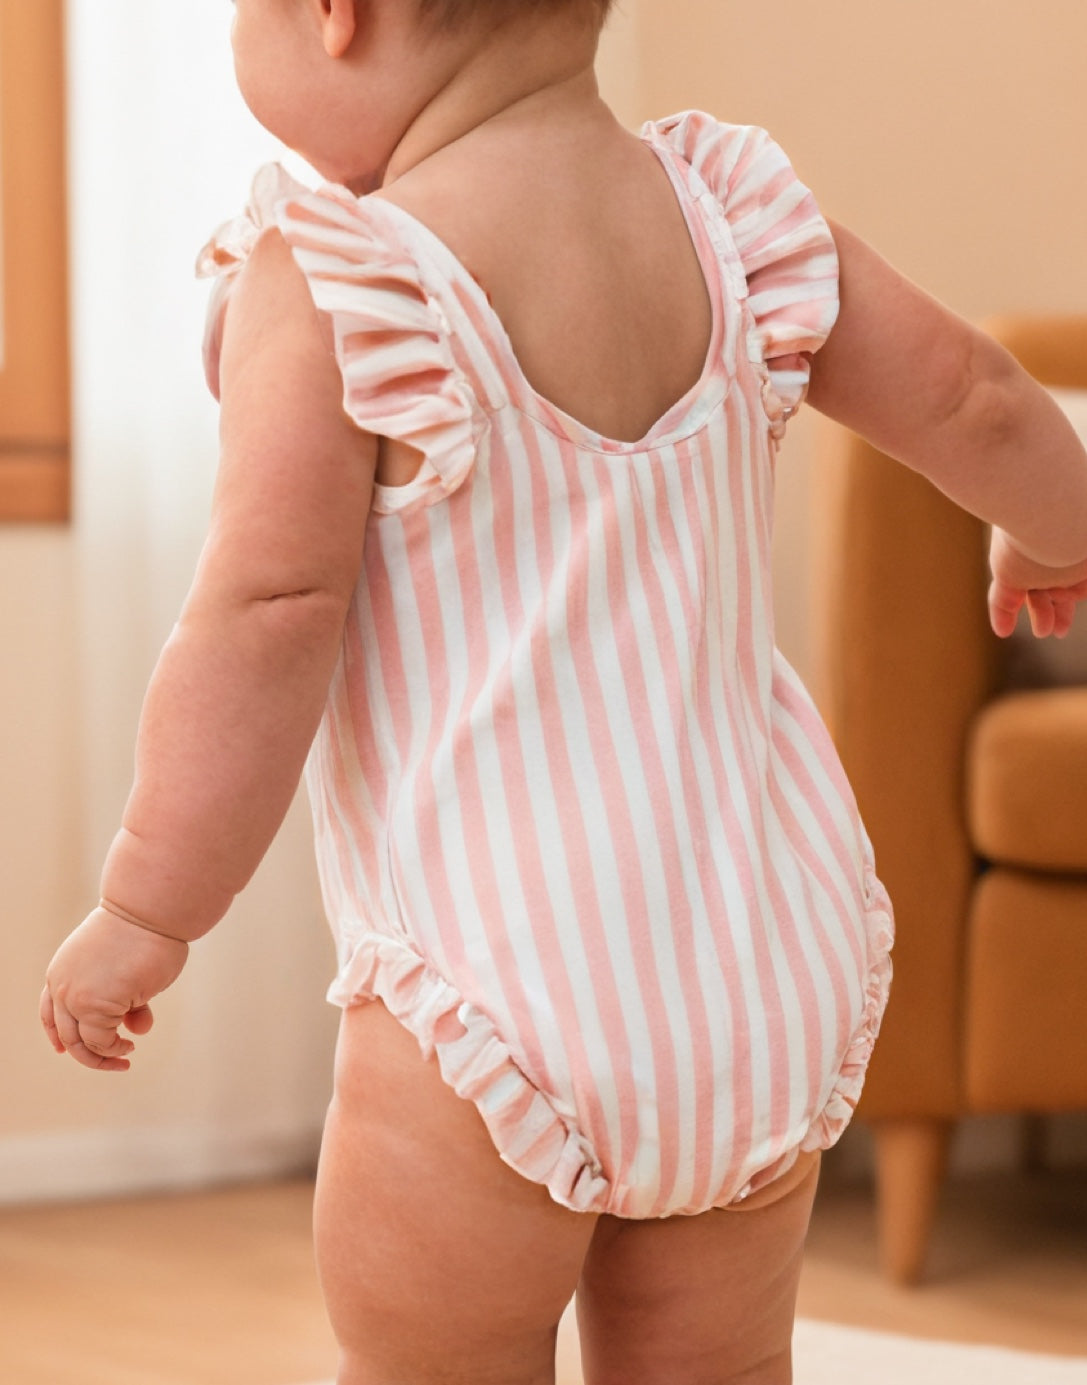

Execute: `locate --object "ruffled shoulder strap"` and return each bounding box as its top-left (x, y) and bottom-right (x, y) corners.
top-left (648, 111), bottom-right (840, 436)
top-left (197, 164), bottom-right (479, 513)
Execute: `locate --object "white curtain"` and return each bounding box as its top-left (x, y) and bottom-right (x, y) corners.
top-left (52, 0), bottom-right (646, 1199)
top-left (66, 0), bottom-right (339, 1193)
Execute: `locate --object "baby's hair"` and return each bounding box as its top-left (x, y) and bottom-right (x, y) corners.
top-left (418, 0), bottom-right (615, 32)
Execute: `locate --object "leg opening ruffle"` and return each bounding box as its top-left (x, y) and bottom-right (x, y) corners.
top-left (327, 931), bottom-right (611, 1214)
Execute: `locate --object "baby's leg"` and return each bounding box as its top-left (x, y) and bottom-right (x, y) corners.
top-left (575, 1154), bottom-right (821, 1385)
top-left (314, 998), bottom-right (598, 1385)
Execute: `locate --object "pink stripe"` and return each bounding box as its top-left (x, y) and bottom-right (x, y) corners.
top-left (320, 699), bottom-right (377, 915)
top-left (458, 281), bottom-right (527, 408)
top-left (393, 512), bottom-right (475, 982)
top-left (621, 444), bottom-right (719, 1210)
top-left (362, 526), bottom-right (415, 774)
top-left (667, 431), bottom-right (750, 1204)
top-left (762, 779), bottom-right (839, 1126)
top-left (721, 392), bottom-right (795, 1151)
top-left (453, 281), bottom-right (522, 409)
top-left (685, 421), bottom-right (765, 1169)
top-left (331, 591), bottom-right (392, 898)
top-left (507, 423), bottom-right (637, 1179)
top-left (766, 766), bottom-right (860, 1081)
top-left (771, 721), bottom-right (867, 971)
top-left (558, 444), bottom-right (689, 1208)
top-left (439, 488), bottom-right (557, 1084)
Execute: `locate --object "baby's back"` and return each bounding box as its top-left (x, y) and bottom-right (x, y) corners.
top-left (375, 97), bottom-right (713, 447)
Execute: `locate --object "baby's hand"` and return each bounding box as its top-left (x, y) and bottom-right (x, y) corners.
top-left (40, 908), bottom-right (189, 1071)
top-left (988, 528), bottom-right (1087, 640)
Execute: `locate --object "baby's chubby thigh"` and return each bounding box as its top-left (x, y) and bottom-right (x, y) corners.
top-left (314, 997), bottom-right (598, 1384)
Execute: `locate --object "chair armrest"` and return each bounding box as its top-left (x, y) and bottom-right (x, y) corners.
top-left (983, 314), bottom-right (1087, 389)
top-left (809, 421), bottom-right (1000, 1117)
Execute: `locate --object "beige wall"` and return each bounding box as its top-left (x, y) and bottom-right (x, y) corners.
top-left (616, 0), bottom-right (1087, 321)
top-left (0, 532), bottom-right (83, 1121)
top-left (2, 3), bottom-right (1086, 1194)
top-left (601, 1), bottom-right (1087, 1173)
top-left (0, 2), bottom-right (340, 1203)
top-left (600, 0), bottom-right (1087, 670)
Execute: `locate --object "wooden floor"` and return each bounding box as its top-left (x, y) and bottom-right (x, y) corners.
top-left (1, 1156), bottom-right (1085, 1385)
top-left (799, 1160), bottom-right (1087, 1358)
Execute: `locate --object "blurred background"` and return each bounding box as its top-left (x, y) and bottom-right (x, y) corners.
top-left (2, 0), bottom-right (1086, 1210)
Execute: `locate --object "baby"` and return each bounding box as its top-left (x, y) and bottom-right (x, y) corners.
top-left (40, 1), bottom-right (1087, 1382)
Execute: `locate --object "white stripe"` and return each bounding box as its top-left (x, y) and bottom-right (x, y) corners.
top-left (351, 565), bottom-right (408, 929)
top-left (632, 441), bottom-right (737, 1204)
top-left (667, 424), bottom-right (764, 1188)
top-left (463, 435), bottom-right (577, 1100)
top-left (439, 292), bottom-right (514, 415)
top-left (375, 524), bottom-right (453, 972)
top-left (370, 206), bottom-right (514, 415)
top-left (602, 456), bottom-right (704, 1209)
top-left (721, 380), bottom-right (811, 1155)
top-left (525, 431), bottom-right (645, 1173)
top-left (418, 501), bottom-right (512, 1026)
top-left (313, 703), bottom-right (379, 935)
top-left (696, 403), bottom-right (781, 1166)
top-left (771, 704), bottom-right (868, 914)
top-left (759, 786), bottom-right (832, 1135)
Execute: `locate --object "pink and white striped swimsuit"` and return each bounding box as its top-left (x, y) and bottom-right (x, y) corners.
top-left (200, 111), bottom-right (894, 1219)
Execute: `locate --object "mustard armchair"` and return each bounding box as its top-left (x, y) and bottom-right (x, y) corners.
top-left (810, 315), bottom-right (1087, 1284)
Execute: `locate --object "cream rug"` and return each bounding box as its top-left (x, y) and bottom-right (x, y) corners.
top-left (557, 1305), bottom-right (1087, 1383)
top-left (790, 1317), bottom-right (1087, 1383)
top-left (304, 1311), bottom-right (1087, 1383)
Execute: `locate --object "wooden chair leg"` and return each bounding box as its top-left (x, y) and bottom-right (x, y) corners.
top-left (870, 1116), bottom-right (954, 1286)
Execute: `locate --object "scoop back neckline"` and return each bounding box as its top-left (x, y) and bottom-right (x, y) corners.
top-left (363, 122), bottom-right (733, 455)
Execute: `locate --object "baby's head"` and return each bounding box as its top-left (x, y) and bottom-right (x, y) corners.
top-left (416, 0), bottom-right (615, 33)
top-left (233, 0), bottom-right (613, 191)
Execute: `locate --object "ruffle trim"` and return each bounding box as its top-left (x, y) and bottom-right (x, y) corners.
top-left (758, 354), bottom-right (817, 446)
top-left (196, 165), bottom-right (480, 514)
top-left (196, 163), bottom-right (304, 404)
top-left (326, 930), bottom-right (612, 1214)
top-left (650, 110), bottom-right (840, 442)
top-left (800, 853), bottom-right (895, 1154)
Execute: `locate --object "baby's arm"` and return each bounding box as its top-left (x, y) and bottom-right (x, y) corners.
top-left (41, 228), bottom-right (375, 1068)
top-left (101, 228), bottom-right (374, 934)
top-left (807, 223), bottom-right (1087, 635)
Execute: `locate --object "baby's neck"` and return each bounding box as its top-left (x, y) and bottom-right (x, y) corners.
top-left (380, 11), bottom-right (601, 188)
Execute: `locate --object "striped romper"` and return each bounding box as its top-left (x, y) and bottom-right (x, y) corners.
top-left (199, 110), bottom-right (895, 1220)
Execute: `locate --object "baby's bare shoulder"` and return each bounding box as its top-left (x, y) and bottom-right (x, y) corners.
top-left (223, 227), bottom-right (334, 366)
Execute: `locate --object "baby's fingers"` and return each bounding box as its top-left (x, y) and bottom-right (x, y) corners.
top-left (78, 1016), bottom-right (136, 1064)
top-left (1025, 590), bottom-right (1057, 639)
top-left (1052, 595), bottom-right (1079, 639)
top-left (1028, 582), bottom-right (1087, 639)
top-left (1054, 580), bottom-right (1087, 638)
top-left (38, 986), bottom-right (66, 1054)
top-left (47, 992), bottom-right (133, 1072)
top-left (988, 578), bottom-right (1025, 638)
top-left (47, 989), bottom-right (83, 1054)
top-left (123, 1005), bottom-right (155, 1036)
top-left (63, 1031), bottom-right (133, 1072)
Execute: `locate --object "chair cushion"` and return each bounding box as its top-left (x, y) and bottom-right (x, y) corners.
top-left (965, 868), bottom-right (1087, 1109)
top-left (967, 687), bottom-right (1087, 871)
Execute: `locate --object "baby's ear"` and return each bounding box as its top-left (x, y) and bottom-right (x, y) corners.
top-left (321, 0), bottom-right (358, 58)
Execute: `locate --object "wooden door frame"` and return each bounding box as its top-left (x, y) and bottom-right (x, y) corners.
top-left (0, 0), bottom-right (69, 522)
